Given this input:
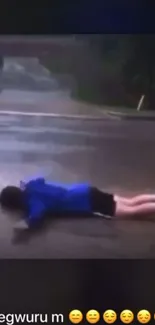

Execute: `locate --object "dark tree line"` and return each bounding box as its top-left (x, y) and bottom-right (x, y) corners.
top-left (41, 35), bottom-right (155, 108)
top-left (87, 35), bottom-right (155, 109)
top-left (0, 56), bottom-right (4, 71)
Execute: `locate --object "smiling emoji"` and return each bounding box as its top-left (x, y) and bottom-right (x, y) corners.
top-left (103, 310), bottom-right (117, 323)
top-left (120, 310), bottom-right (134, 324)
top-left (137, 310), bottom-right (151, 324)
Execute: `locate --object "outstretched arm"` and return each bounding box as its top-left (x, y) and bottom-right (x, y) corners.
top-left (14, 199), bottom-right (46, 232)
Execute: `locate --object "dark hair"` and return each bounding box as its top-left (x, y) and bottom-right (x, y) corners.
top-left (0, 186), bottom-right (24, 210)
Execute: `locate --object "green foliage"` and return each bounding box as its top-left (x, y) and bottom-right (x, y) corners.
top-left (40, 35), bottom-right (155, 109)
top-left (88, 35), bottom-right (155, 108)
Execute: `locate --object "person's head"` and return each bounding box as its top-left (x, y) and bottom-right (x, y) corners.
top-left (0, 186), bottom-right (24, 211)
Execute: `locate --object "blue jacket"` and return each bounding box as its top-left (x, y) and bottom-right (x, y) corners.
top-left (21, 178), bottom-right (92, 225)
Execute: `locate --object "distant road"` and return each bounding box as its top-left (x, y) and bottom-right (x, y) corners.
top-left (0, 36), bottom-right (84, 57)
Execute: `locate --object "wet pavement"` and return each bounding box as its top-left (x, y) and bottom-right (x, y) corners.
top-left (0, 115), bottom-right (155, 258)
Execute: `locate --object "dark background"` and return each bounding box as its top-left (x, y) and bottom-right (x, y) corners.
top-left (1, 260), bottom-right (155, 320)
top-left (0, 0), bottom-right (154, 34)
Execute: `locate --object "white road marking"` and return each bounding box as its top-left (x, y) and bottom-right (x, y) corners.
top-left (0, 140), bottom-right (95, 153)
top-left (0, 110), bottom-right (118, 120)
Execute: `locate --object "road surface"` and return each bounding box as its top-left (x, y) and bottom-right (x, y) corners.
top-left (0, 115), bottom-right (155, 258)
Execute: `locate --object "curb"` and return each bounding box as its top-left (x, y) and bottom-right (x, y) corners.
top-left (107, 111), bottom-right (155, 121)
top-left (124, 116), bottom-right (155, 121)
top-left (0, 110), bottom-right (119, 120)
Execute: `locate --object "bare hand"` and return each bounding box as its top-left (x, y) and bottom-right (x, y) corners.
top-left (14, 220), bottom-right (29, 232)
top-left (12, 220), bottom-right (29, 244)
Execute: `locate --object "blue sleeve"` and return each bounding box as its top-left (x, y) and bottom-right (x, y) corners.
top-left (24, 177), bottom-right (45, 187)
top-left (27, 199), bottom-right (46, 227)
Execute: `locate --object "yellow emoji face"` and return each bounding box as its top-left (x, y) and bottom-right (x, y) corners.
top-left (137, 310), bottom-right (151, 324)
top-left (69, 310), bottom-right (83, 324)
top-left (120, 310), bottom-right (134, 324)
top-left (103, 310), bottom-right (117, 323)
top-left (86, 310), bottom-right (100, 324)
